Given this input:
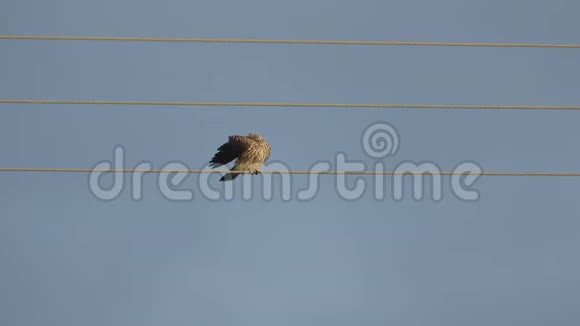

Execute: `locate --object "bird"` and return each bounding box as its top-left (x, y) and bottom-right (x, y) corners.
top-left (209, 133), bottom-right (271, 182)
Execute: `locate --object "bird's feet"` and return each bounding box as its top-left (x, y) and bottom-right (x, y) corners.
top-left (251, 169), bottom-right (262, 175)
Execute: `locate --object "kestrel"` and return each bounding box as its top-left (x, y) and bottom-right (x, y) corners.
top-left (209, 133), bottom-right (271, 182)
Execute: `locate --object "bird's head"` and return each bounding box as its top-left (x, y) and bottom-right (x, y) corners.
top-left (247, 132), bottom-right (264, 141)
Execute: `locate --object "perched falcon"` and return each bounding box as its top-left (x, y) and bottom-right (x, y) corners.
top-left (209, 133), bottom-right (271, 182)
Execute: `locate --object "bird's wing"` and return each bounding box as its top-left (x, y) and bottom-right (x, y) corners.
top-left (263, 143), bottom-right (271, 162)
top-left (209, 135), bottom-right (254, 167)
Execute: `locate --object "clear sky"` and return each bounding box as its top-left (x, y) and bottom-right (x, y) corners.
top-left (1, 0), bottom-right (580, 325)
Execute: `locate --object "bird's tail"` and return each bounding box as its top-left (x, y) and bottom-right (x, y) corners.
top-left (219, 164), bottom-right (244, 181)
top-left (219, 171), bottom-right (241, 182)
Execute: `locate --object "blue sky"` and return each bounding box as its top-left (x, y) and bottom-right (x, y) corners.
top-left (1, 0), bottom-right (580, 325)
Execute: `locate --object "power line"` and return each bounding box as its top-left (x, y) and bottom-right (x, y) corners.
top-left (1, 167), bottom-right (579, 177)
top-left (2, 99), bottom-right (580, 111)
top-left (2, 35), bottom-right (580, 49)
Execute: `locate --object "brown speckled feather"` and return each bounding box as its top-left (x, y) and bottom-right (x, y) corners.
top-left (209, 133), bottom-right (271, 181)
